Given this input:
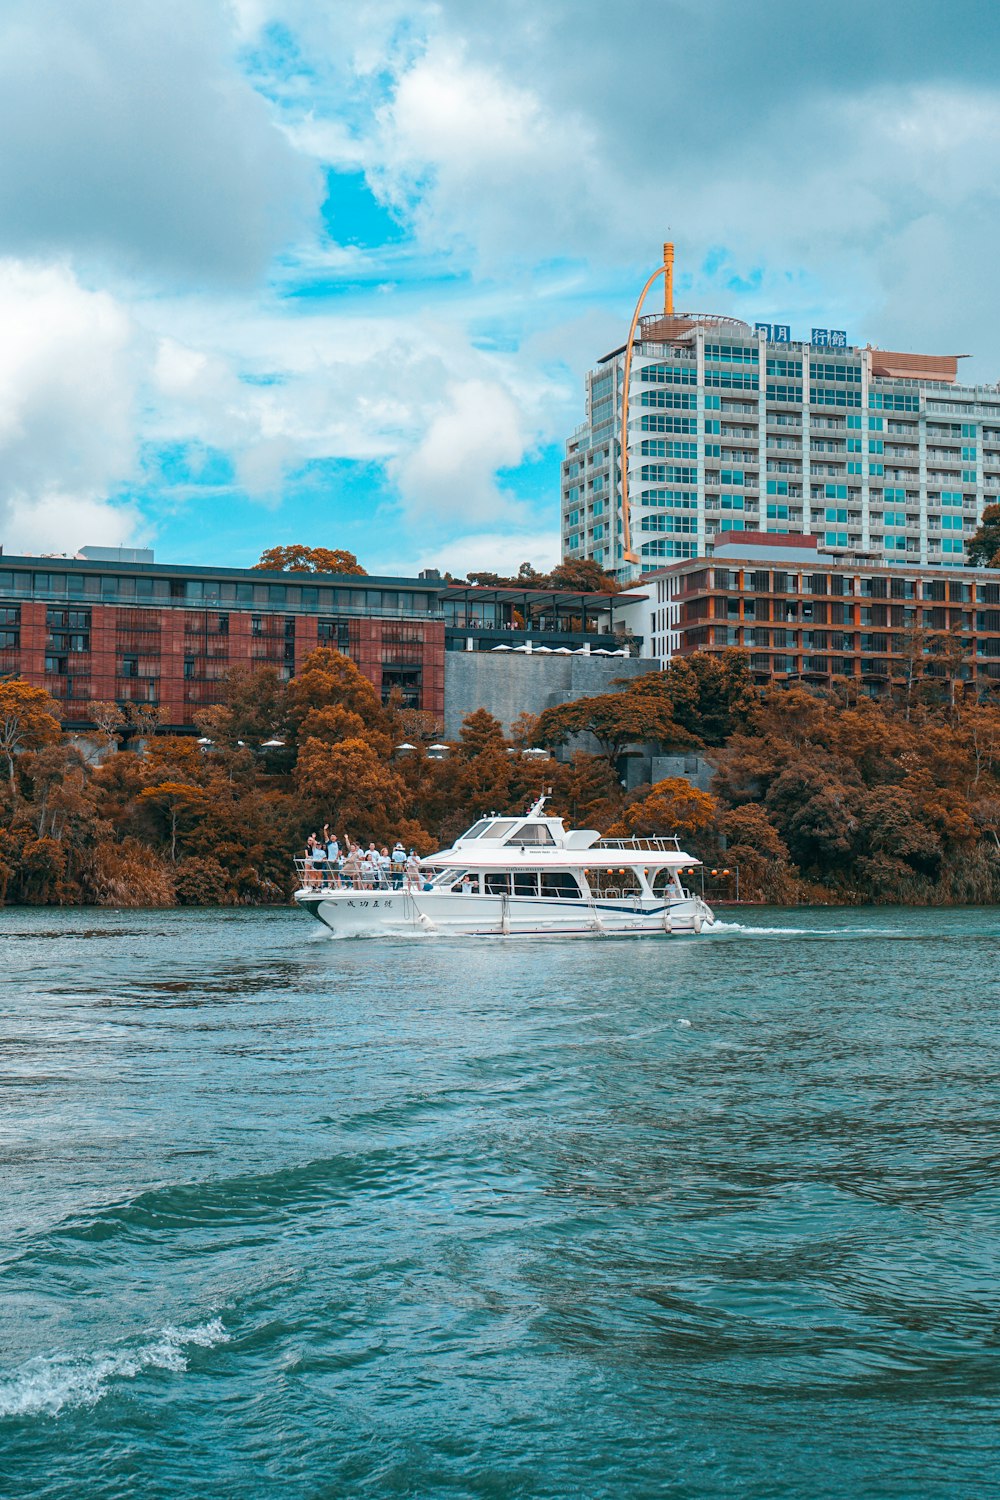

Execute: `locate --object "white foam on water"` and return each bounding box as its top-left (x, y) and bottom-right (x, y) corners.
top-left (0, 1318), bottom-right (229, 1420)
top-left (708, 919), bottom-right (905, 937)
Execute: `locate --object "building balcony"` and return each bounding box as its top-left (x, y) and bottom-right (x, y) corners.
top-left (444, 624), bottom-right (640, 654)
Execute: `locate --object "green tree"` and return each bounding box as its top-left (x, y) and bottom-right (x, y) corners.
top-left (254, 545), bottom-right (365, 575)
top-left (966, 504), bottom-right (1000, 568)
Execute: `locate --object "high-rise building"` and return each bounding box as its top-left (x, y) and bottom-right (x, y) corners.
top-left (561, 248), bottom-right (1000, 581)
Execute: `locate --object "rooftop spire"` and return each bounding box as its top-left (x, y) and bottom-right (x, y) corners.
top-left (663, 241), bottom-right (674, 317)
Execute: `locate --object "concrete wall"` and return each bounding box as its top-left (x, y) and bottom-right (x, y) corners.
top-left (443, 651), bottom-right (658, 739)
top-left (650, 753), bottom-right (714, 792)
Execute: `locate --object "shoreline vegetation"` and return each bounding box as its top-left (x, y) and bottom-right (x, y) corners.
top-left (3, 645), bottom-right (1000, 909)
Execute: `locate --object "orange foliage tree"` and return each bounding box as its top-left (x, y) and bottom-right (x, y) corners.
top-left (0, 680), bottom-right (62, 792)
top-left (616, 778), bottom-right (717, 840)
top-left (254, 546), bottom-right (365, 575)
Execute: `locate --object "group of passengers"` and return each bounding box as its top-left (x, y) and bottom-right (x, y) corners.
top-left (303, 827), bottom-right (424, 890)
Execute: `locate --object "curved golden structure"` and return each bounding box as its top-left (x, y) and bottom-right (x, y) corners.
top-left (619, 244), bottom-right (673, 565)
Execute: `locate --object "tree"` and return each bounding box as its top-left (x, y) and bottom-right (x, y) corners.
top-left (546, 559), bottom-right (622, 595)
top-left (87, 700), bottom-right (126, 746)
top-left (294, 736), bottom-right (409, 845)
top-left (459, 558), bottom-right (621, 594)
top-left (138, 781), bottom-right (210, 862)
top-left (509, 711), bottom-right (539, 749)
top-left (764, 763), bottom-right (858, 873)
top-left (199, 665), bottom-right (290, 749)
top-left (467, 562), bottom-right (545, 590)
top-left (254, 545), bottom-right (366, 575)
top-left (287, 647), bottom-right (384, 732)
top-left (457, 708), bottom-right (506, 757)
top-left (629, 651), bottom-right (756, 745)
top-left (966, 504), bottom-right (1000, 568)
top-left (534, 689), bottom-right (694, 767)
top-left (123, 703), bottom-right (165, 741)
top-left (617, 777), bottom-right (717, 840)
top-left (0, 680), bottom-right (61, 791)
top-left (721, 803), bottom-right (797, 903)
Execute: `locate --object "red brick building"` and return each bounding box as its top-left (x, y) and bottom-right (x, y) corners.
top-left (619, 532), bottom-right (1000, 694)
top-left (0, 551), bottom-right (639, 730)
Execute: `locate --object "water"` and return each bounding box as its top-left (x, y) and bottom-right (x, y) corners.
top-left (3, 906), bottom-right (1000, 1498)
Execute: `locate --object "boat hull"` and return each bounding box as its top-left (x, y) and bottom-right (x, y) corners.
top-left (294, 887), bottom-right (716, 938)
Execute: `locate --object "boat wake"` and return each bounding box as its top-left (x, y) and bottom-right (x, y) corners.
top-left (707, 919), bottom-right (906, 937)
top-left (0, 1318), bottom-right (229, 1420)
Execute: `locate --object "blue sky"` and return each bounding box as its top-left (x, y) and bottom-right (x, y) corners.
top-left (0, 0), bottom-right (997, 575)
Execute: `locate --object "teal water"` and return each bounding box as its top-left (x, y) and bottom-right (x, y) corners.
top-left (2, 907), bottom-right (1000, 1498)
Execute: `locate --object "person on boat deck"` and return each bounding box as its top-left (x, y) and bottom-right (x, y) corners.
top-left (377, 847), bottom-right (391, 887)
top-left (359, 849), bottom-right (377, 889)
top-left (342, 844), bottom-right (362, 889)
top-left (404, 851), bottom-right (421, 891)
top-left (308, 833), bottom-right (328, 886)
top-left (391, 842), bottom-right (406, 888)
top-left (322, 825), bottom-right (340, 883)
top-left (459, 873), bottom-right (474, 894)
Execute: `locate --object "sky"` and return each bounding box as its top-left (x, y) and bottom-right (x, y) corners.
top-left (1, 0), bottom-right (998, 577)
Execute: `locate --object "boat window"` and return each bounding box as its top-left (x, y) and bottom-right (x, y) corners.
top-left (484, 872), bottom-right (509, 895)
top-left (512, 872), bottom-right (539, 897)
top-left (540, 871), bottom-right (582, 899)
top-left (504, 824), bottom-right (555, 846)
top-left (651, 868), bottom-right (684, 896)
top-left (482, 819), bottom-right (517, 840)
top-left (443, 869), bottom-right (477, 891)
top-left (459, 820), bottom-right (492, 840)
top-left (588, 868), bottom-right (643, 898)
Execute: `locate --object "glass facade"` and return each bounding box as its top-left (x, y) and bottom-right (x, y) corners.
top-left (562, 321), bottom-right (1000, 581)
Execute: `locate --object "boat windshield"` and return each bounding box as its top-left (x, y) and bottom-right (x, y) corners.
top-left (459, 818), bottom-right (519, 841)
top-left (482, 820), bottom-right (518, 840)
top-left (504, 824), bottom-right (555, 846)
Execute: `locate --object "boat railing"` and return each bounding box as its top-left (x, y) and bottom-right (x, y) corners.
top-left (594, 835), bottom-right (684, 852)
top-left (293, 858), bottom-right (403, 892)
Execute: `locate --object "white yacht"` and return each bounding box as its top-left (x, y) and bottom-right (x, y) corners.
top-left (293, 797), bottom-right (716, 939)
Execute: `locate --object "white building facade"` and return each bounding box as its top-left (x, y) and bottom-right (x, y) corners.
top-left (561, 313), bottom-right (1000, 583)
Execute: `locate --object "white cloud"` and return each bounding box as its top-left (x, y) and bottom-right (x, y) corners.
top-left (0, 261), bottom-right (145, 554)
top-left (133, 291), bottom-right (567, 519)
top-left (388, 527), bottom-right (561, 579)
top-left (9, 0), bottom-right (1000, 573)
top-left (5, 493), bottom-right (142, 557)
top-left (389, 378), bottom-right (527, 520)
top-left (0, 0), bottom-right (319, 284)
top-left (369, 39), bottom-right (609, 265)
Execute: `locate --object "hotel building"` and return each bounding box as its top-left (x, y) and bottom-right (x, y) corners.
top-left (0, 546), bottom-right (644, 732)
top-left (562, 249), bottom-right (1000, 581)
top-left (620, 532), bottom-right (1000, 695)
